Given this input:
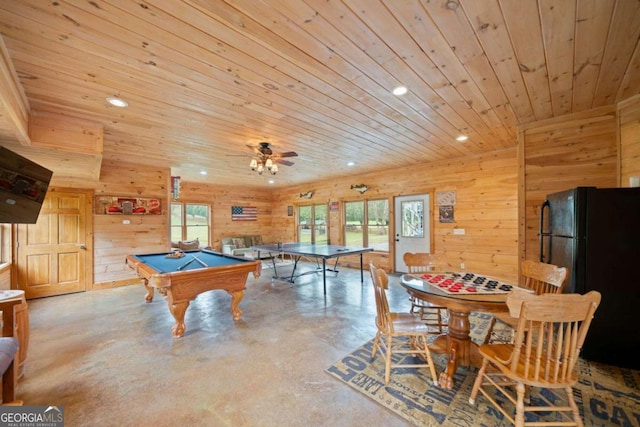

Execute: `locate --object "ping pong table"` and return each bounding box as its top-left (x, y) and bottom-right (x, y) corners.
top-left (251, 243), bottom-right (374, 294)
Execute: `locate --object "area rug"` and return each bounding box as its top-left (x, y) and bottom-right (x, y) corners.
top-left (326, 313), bottom-right (640, 426)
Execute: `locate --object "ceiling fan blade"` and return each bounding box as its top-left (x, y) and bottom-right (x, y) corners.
top-left (274, 151), bottom-right (298, 158)
top-left (246, 144), bottom-right (262, 154)
top-left (275, 159), bottom-right (295, 166)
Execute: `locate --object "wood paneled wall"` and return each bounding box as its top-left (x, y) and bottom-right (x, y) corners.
top-left (619, 95), bottom-right (640, 186)
top-left (10, 101), bottom-right (638, 291)
top-left (519, 106), bottom-right (618, 264)
top-left (273, 148), bottom-right (520, 282)
top-left (0, 266), bottom-right (10, 290)
top-left (90, 160), bottom-right (169, 288)
top-left (177, 181), bottom-right (274, 250)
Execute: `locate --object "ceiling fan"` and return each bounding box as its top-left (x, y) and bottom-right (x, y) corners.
top-left (247, 142), bottom-right (298, 175)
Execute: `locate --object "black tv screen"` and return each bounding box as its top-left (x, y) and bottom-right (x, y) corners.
top-left (0, 146), bottom-right (53, 224)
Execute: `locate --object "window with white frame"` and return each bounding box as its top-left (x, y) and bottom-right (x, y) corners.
top-left (170, 202), bottom-right (210, 247)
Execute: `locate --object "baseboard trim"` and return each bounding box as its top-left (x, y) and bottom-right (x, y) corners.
top-left (91, 278), bottom-right (141, 291)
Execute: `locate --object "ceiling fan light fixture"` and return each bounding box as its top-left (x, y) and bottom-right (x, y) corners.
top-left (456, 134), bottom-right (468, 141)
top-left (246, 142), bottom-right (296, 176)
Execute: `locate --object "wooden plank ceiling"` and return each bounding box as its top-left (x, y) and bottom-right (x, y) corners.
top-left (0, 0), bottom-right (639, 187)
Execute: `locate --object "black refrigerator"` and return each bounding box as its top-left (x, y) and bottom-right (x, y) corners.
top-left (539, 186), bottom-right (640, 369)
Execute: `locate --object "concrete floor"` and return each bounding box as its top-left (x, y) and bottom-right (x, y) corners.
top-left (17, 262), bottom-right (417, 426)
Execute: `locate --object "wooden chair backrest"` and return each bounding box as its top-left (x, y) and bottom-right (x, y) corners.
top-left (506, 291), bottom-right (601, 386)
top-left (369, 263), bottom-right (394, 334)
top-left (521, 260), bottom-right (568, 295)
top-left (403, 252), bottom-right (444, 273)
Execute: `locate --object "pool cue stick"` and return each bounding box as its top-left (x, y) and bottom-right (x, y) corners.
top-left (191, 254), bottom-right (208, 267)
top-left (177, 257), bottom-right (195, 271)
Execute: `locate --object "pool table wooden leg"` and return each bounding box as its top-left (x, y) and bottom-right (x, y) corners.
top-left (169, 301), bottom-right (189, 338)
top-left (142, 278), bottom-right (154, 303)
top-left (228, 290), bottom-right (244, 320)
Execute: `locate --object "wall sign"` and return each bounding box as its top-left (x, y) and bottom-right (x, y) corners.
top-left (231, 206), bottom-right (257, 221)
top-left (436, 191), bottom-right (456, 206)
top-left (95, 196), bottom-right (161, 215)
top-left (439, 205), bottom-right (454, 223)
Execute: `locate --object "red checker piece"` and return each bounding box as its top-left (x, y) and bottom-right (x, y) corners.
top-left (448, 287), bottom-right (460, 292)
top-left (466, 287), bottom-right (477, 292)
top-left (421, 274), bottom-right (432, 279)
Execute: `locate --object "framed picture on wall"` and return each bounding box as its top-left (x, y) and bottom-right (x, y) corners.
top-left (439, 205), bottom-right (454, 223)
top-left (95, 196), bottom-right (161, 215)
top-left (436, 191), bottom-right (456, 206)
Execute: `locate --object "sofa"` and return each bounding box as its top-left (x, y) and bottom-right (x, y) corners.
top-left (170, 238), bottom-right (202, 251)
top-left (0, 337), bottom-right (19, 405)
top-left (221, 235), bottom-right (272, 259)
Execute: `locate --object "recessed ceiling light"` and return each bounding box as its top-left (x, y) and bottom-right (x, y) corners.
top-left (268, 179), bottom-right (275, 184)
top-left (456, 135), bottom-right (468, 141)
top-left (392, 86), bottom-right (408, 96)
top-left (347, 161), bottom-right (355, 166)
top-left (445, 1), bottom-right (459, 10)
top-left (200, 171), bottom-right (207, 175)
top-left (106, 96), bottom-right (128, 107)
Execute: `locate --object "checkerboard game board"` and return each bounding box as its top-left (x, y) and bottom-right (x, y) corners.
top-left (419, 272), bottom-right (515, 294)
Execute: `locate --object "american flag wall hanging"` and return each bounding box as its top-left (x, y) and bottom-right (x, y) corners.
top-left (231, 206), bottom-right (257, 221)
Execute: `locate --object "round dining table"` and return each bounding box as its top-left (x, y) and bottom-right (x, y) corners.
top-left (400, 273), bottom-right (515, 390)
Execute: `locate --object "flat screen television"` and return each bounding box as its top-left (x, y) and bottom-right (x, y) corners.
top-left (0, 146), bottom-right (53, 224)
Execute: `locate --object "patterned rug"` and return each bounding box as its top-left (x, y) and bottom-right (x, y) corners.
top-left (326, 312), bottom-right (640, 426)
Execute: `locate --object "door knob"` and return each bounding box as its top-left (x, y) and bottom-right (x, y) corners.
top-left (77, 244), bottom-right (87, 250)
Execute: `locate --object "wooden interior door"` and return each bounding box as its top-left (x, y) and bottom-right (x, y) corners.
top-left (16, 189), bottom-right (93, 299)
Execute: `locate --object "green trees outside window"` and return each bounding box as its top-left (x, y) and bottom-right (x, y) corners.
top-left (171, 203), bottom-right (210, 246)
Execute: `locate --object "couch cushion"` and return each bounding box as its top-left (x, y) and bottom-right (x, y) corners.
top-left (232, 238), bottom-right (245, 249)
top-left (0, 337), bottom-right (18, 375)
top-left (178, 238), bottom-right (200, 250)
top-left (251, 235), bottom-right (263, 246)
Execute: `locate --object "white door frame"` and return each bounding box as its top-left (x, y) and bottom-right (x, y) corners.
top-left (394, 193), bottom-right (432, 273)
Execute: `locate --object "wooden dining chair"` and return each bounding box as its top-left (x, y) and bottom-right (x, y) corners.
top-left (369, 263), bottom-right (439, 386)
top-left (403, 252), bottom-right (448, 334)
top-left (469, 290), bottom-right (601, 427)
top-left (484, 260), bottom-right (568, 344)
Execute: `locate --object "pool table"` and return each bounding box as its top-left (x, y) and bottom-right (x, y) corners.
top-left (126, 249), bottom-right (261, 338)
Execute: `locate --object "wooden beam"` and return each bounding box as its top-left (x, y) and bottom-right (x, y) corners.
top-left (0, 35), bottom-right (30, 145)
